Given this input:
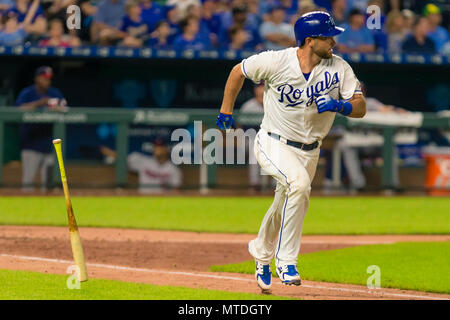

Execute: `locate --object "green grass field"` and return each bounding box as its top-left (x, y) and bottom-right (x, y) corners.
top-left (0, 196), bottom-right (449, 234)
top-left (0, 269), bottom-right (294, 300)
top-left (211, 242), bottom-right (450, 294)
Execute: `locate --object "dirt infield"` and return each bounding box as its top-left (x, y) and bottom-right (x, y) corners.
top-left (0, 226), bottom-right (449, 300)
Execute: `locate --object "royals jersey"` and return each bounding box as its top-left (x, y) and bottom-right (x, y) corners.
top-left (241, 47), bottom-right (361, 144)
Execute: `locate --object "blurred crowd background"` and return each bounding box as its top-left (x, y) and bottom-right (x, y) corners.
top-left (0, 0), bottom-right (449, 55)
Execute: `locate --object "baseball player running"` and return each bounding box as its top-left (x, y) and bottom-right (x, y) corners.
top-left (216, 11), bottom-right (366, 293)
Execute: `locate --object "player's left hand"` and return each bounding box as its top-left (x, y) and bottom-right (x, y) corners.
top-left (216, 112), bottom-right (236, 130)
top-left (314, 94), bottom-right (352, 116)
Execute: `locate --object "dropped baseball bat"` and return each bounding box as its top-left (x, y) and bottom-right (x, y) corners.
top-left (53, 139), bottom-right (88, 282)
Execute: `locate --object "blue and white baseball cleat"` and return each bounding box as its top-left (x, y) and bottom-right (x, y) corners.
top-left (276, 265), bottom-right (301, 286)
top-left (255, 262), bottom-right (272, 293)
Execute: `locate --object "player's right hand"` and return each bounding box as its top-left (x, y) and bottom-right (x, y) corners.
top-left (216, 112), bottom-right (236, 130)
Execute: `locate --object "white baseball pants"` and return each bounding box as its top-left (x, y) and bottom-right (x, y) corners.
top-left (21, 149), bottom-right (54, 191)
top-left (248, 129), bottom-right (320, 267)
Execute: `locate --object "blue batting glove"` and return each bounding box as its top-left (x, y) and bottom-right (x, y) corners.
top-left (314, 94), bottom-right (353, 116)
top-left (216, 112), bottom-right (236, 130)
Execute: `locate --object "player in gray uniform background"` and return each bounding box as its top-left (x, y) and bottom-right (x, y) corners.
top-left (216, 11), bottom-right (366, 293)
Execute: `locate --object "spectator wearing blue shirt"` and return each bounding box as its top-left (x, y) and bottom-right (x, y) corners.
top-left (140, 0), bottom-right (164, 32)
top-left (244, 0), bottom-right (261, 31)
top-left (423, 3), bottom-right (449, 53)
top-left (165, 5), bottom-right (182, 42)
top-left (259, 6), bottom-right (296, 50)
top-left (16, 66), bottom-right (68, 191)
top-left (336, 9), bottom-right (376, 53)
top-left (0, 0), bottom-right (40, 46)
top-left (76, 0), bottom-right (99, 42)
top-left (120, 0), bottom-right (149, 47)
top-left (218, 5), bottom-right (261, 50)
top-left (200, 0), bottom-right (222, 47)
top-left (90, 0), bottom-right (126, 45)
top-left (147, 20), bottom-right (173, 49)
top-left (226, 25), bottom-right (249, 51)
top-left (4, 0), bottom-right (47, 36)
top-left (173, 16), bottom-right (210, 51)
top-left (401, 16), bottom-right (436, 55)
top-left (279, 0), bottom-right (298, 22)
top-left (185, 3), bottom-right (214, 46)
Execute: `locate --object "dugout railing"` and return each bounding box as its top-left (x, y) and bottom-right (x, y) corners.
top-left (0, 107), bottom-right (449, 190)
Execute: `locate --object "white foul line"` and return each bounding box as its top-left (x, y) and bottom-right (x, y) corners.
top-left (1, 253), bottom-right (448, 301)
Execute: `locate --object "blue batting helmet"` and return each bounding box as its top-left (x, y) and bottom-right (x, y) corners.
top-left (294, 11), bottom-right (345, 46)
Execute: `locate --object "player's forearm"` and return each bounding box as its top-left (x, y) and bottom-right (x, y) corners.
top-left (220, 63), bottom-right (245, 114)
top-left (347, 95), bottom-right (366, 118)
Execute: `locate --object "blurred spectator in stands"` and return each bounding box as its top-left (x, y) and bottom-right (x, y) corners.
top-left (16, 66), bottom-right (68, 192)
top-left (227, 24), bottom-right (248, 50)
top-left (259, 6), bottom-right (296, 50)
top-left (331, 0), bottom-right (348, 26)
top-left (245, 0), bottom-right (261, 30)
top-left (401, 16), bottom-right (436, 54)
top-left (336, 8), bottom-right (376, 53)
top-left (77, 0), bottom-right (99, 42)
top-left (279, 0), bottom-right (298, 22)
top-left (140, 0), bottom-right (163, 32)
top-left (120, 0), bottom-right (149, 47)
top-left (219, 5), bottom-right (261, 50)
top-left (147, 20), bottom-right (172, 48)
top-left (4, 0), bottom-right (47, 37)
top-left (0, 0), bottom-right (40, 46)
top-left (90, 0), bottom-right (126, 45)
top-left (39, 19), bottom-right (81, 47)
top-left (185, 3), bottom-right (213, 45)
top-left (240, 81), bottom-right (265, 191)
top-left (173, 15), bottom-right (211, 50)
top-left (45, 0), bottom-right (75, 22)
top-left (165, 5), bottom-right (181, 42)
top-left (386, 10), bottom-right (410, 54)
top-left (423, 3), bottom-right (448, 53)
top-left (200, 0), bottom-right (222, 46)
top-left (0, 0), bottom-right (13, 13)
top-left (100, 139), bottom-right (182, 194)
top-left (166, 0), bottom-right (201, 19)
top-left (402, 9), bottom-right (415, 31)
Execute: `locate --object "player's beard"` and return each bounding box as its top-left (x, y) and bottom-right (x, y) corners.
top-left (313, 47), bottom-right (333, 59)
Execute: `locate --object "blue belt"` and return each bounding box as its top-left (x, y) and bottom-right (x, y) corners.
top-left (268, 132), bottom-right (319, 151)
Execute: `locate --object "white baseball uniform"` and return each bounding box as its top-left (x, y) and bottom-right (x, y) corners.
top-left (127, 152), bottom-right (182, 194)
top-left (242, 47), bottom-right (361, 267)
top-left (240, 98), bottom-right (265, 188)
